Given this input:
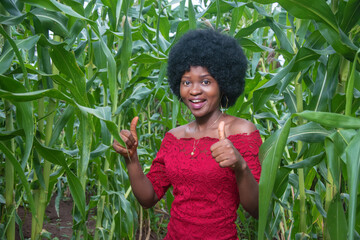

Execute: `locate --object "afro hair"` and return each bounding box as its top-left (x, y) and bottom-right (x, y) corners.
top-left (167, 29), bottom-right (247, 107)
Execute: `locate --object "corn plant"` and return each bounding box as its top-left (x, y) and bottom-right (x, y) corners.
top-left (0, 0), bottom-right (359, 239)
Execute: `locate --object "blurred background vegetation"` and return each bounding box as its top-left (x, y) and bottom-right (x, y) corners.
top-left (0, 0), bottom-right (359, 239)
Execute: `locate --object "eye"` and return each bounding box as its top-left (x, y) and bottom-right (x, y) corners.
top-left (182, 80), bottom-right (191, 86)
top-left (202, 79), bottom-right (211, 85)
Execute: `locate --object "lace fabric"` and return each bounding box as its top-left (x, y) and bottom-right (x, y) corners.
top-left (147, 130), bottom-right (262, 240)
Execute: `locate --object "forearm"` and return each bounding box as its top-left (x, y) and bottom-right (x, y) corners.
top-left (125, 153), bottom-right (158, 208)
top-left (235, 165), bottom-right (259, 218)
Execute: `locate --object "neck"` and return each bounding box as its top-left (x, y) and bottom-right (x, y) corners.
top-left (194, 110), bottom-right (223, 132)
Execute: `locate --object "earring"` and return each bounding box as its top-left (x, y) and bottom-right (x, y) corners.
top-left (220, 96), bottom-right (229, 113)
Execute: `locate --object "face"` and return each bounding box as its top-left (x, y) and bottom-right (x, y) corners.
top-left (180, 66), bottom-right (221, 119)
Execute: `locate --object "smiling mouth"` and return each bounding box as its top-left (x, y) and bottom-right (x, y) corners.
top-left (190, 99), bottom-right (205, 103)
top-left (189, 99), bottom-right (206, 109)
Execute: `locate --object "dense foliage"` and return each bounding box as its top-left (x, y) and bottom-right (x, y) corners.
top-left (0, 0), bottom-right (359, 239)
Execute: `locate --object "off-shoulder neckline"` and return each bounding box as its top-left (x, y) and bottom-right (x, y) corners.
top-left (165, 130), bottom-right (259, 141)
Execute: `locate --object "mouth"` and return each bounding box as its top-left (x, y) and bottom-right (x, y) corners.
top-left (189, 99), bottom-right (206, 110)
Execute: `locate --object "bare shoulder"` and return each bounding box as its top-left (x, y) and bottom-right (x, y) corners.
top-left (225, 115), bottom-right (257, 135)
top-left (168, 124), bottom-right (189, 139)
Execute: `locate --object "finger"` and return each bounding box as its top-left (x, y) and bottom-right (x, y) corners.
top-left (210, 141), bottom-right (221, 152)
top-left (113, 140), bottom-right (127, 153)
top-left (120, 130), bottom-right (136, 147)
top-left (218, 121), bottom-right (226, 140)
top-left (210, 139), bottom-right (231, 153)
top-left (130, 116), bottom-right (139, 142)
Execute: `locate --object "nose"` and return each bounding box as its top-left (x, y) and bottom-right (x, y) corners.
top-left (190, 83), bottom-right (202, 95)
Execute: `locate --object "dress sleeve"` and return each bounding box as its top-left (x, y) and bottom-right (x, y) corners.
top-left (229, 130), bottom-right (262, 183)
top-left (146, 133), bottom-right (172, 200)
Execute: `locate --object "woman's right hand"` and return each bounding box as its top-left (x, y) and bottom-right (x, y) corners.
top-left (113, 116), bottom-right (139, 161)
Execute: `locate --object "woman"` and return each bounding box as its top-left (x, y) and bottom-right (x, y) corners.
top-left (113, 29), bottom-right (262, 239)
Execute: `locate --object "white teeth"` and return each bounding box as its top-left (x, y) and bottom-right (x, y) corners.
top-left (191, 100), bottom-right (202, 103)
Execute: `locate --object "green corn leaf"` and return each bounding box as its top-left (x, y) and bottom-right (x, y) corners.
top-left (0, 76), bottom-right (34, 168)
top-left (19, 0), bottom-right (59, 11)
top-left (0, 88), bottom-right (74, 104)
top-left (326, 195), bottom-right (348, 240)
top-left (61, 0), bottom-right (85, 16)
top-left (283, 86), bottom-right (297, 113)
top-left (288, 122), bottom-right (333, 143)
top-left (0, 142), bottom-right (36, 217)
top-left (34, 138), bottom-right (86, 218)
top-left (30, 8), bottom-right (69, 38)
top-left (49, 105), bottom-right (75, 147)
top-left (77, 113), bottom-right (92, 188)
top-left (15, 35), bottom-right (41, 50)
top-left (0, 13), bottom-right (27, 25)
top-left (340, 0), bottom-right (360, 34)
top-left (345, 131), bottom-right (360, 240)
top-left (345, 49), bottom-right (360, 116)
top-left (159, 16), bottom-right (171, 41)
top-left (95, 36), bottom-right (116, 112)
top-left (253, 85), bottom-right (276, 112)
top-left (323, 130), bottom-right (356, 189)
top-left (0, 129), bottom-right (25, 140)
top-left (309, 54), bottom-right (340, 112)
top-left (258, 118), bottom-right (292, 240)
top-left (1, 0), bottom-right (21, 16)
top-left (273, 167), bottom-right (291, 198)
top-left (172, 95), bottom-right (180, 129)
top-left (90, 143), bottom-right (110, 159)
top-left (32, 150), bottom-right (46, 189)
top-left (51, 75), bottom-right (85, 105)
top-left (49, 0), bottom-right (86, 19)
top-left (188, 0), bottom-right (196, 30)
top-left (317, 22), bottom-right (357, 61)
top-left (105, 190), bottom-right (134, 233)
top-left (215, 0), bottom-right (221, 29)
top-left (65, 111), bottom-right (75, 147)
top-left (258, 128), bottom-right (280, 164)
top-left (259, 57), bottom-right (295, 89)
top-left (296, 111), bottom-right (360, 129)
top-left (284, 152), bottom-right (325, 169)
top-left (277, 0), bottom-right (338, 32)
top-left (236, 16), bottom-right (293, 55)
top-left (235, 19), bottom-right (269, 38)
top-left (0, 26), bottom-right (29, 90)
top-left (120, 18), bottom-right (133, 90)
top-left (0, 41), bottom-right (15, 75)
top-left (238, 38), bottom-right (274, 53)
top-left (0, 35), bottom-right (40, 74)
top-left (229, 6), bottom-right (244, 36)
top-left (76, 105), bottom-right (122, 144)
top-left (266, 17), bottom-right (294, 55)
top-left (251, 0), bottom-right (276, 4)
top-left (131, 54), bottom-right (167, 64)
top-left (290, 47), bottom-right (320, 72)
top-left (49, 45), bottom-right (86, 97)
top-left (197, 0), bottom-right (238, 19)
top-left (115, 84), bottom-right (153, 114)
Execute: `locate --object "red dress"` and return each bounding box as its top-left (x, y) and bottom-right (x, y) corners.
top-left (147, 130), bottom-right (262, 240)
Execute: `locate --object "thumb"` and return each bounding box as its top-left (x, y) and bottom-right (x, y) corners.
top-left (218, 121), bottom-right (226, 140)
top-left (130, 116), bottom-right (139, 142)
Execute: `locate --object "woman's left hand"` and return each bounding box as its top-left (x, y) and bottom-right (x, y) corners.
top-left (210, 121), bottom-right (247, 171)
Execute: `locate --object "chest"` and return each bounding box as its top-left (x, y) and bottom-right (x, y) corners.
top-left (163, 139), bottom-right (235, 186)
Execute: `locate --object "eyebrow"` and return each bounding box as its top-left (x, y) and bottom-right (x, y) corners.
top-left (181, 74), bottom-right (212, 78)
top-left (200, 74), bottom-right (212, 78)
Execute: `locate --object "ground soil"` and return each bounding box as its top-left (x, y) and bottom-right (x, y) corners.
top-left (15, 195), bottom-right (162, 239)
top-left (15, 195), bottom-right (96, 239)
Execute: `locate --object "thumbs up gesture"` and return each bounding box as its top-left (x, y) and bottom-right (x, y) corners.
top-left (210, 121), bottom-right (246, 170)
top-left (113, 116), bottom-right (139, 161)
